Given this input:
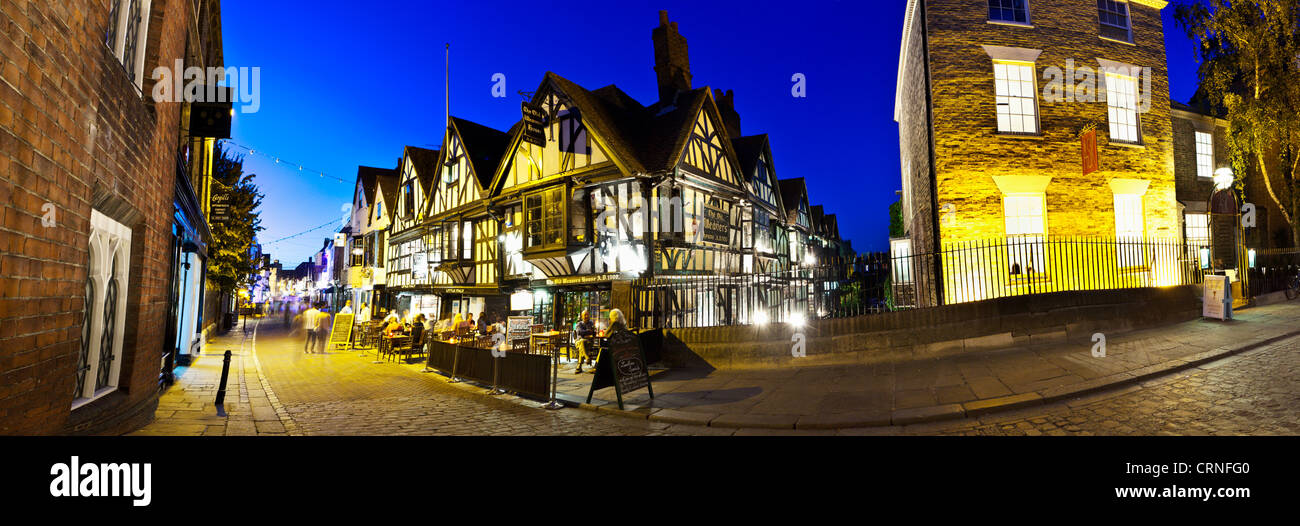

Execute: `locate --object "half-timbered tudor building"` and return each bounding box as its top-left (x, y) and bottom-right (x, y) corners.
top-left (426, 118), bottom-right (512, 319)
top-left (385, 146), bottom-right (440, 318)
top-left (733, 134), bottom-right (788, 275)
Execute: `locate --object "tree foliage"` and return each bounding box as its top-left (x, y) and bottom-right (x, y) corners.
top-left (1176, 0), bottom-right (1300, 246)
top-left (208, 144), bottom-right (264, 293)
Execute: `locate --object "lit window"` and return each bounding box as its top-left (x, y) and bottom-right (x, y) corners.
top-left (1195, 131), bottom-right (1214, 179)
top-left (1114, 193), bottom-right (1144, 267)
top-left (994, 62), bottom-right (1038, 134)
top-left (104, 0), bottom-right (152, 90)
top-left (1003, 194), bottom-right (1046, 275)
top-left (1105, 72), bottom-right (1141, 143)
top-left (988, 0), bottom-right (1030, 24)
top-left (525, 187), bottom-right (565, 249)
top-left (1184, 213), bottom-right (1210, 269)
top-left (1097, 0), bottom-right (1132, 42)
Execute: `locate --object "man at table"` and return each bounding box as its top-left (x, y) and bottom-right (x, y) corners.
top-left (574, 310), bottom-right (598, 373)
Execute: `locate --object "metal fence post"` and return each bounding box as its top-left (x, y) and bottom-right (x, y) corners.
top-left (543, 345), bottom-right (563, 410)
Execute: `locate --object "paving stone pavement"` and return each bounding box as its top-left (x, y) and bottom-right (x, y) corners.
top-left (137, 318), bottom-right (718, 436)
top-left (886, 334), bottom-right (1300, 436)
top-left (134, 308), bottom-right (1300, 436)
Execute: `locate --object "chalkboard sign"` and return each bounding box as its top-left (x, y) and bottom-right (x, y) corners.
top-left (507, 316), bottom-right (534, 344)
top-left (329, 313), bottom-right (354, 350)
top-left (586, 327), bottom-right (653, 410)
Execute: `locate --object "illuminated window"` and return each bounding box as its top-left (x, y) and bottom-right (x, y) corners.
top-left (525, 187), bottom-right (565, 249)
top-left (1105, 72), bottom-right (1141, 143)
top-left (994, 62), bottom-right (1038, 134)
top-left (1195, 131), bottom-right (1214, 179)
top-left (988, 0), bottom-right (1030, 24)
top-left (1003, 194), bottom-right (1045, 275)
top-left (1114, 193), bottom-right (1144, 267)
top-left (1184, 213), bottom-right (1210, 269)
top-left (1097, 0), bottom-right (1132, 42)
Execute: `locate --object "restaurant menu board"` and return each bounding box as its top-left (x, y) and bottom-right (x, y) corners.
top-left (587, 327), bottom-right (653, 410)
top-left (507, 316), bottom-right (534, 344)
top-left (1203, 275), bottom-right (1231, 320)
top-left (329, 314), bottom-right (355, 348)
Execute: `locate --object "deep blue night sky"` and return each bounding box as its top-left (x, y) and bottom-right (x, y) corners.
top-left (222, 0), bottom-right (1204, 265)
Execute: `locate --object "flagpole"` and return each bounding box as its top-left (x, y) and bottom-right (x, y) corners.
top-left (445, 42), bottom-right (450, 136)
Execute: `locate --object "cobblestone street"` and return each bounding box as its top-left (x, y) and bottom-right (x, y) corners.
top-left (241, 320), bottom-right (716, 436)
top-left (134, 318), bottom-right (1300, 436)
top-left (887, 335), bottom-right (1300, 436)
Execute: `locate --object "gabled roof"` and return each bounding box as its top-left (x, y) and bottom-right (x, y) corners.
top-left (778, 177), bottom-right (808, 216)
top-left (450, 117), bottom-right (511, 191)
top-left (810, 205), bottom-right (825, 233)
top-left (544, 72), bottom-right (650, 176)
top-left (824, 214), bottom-right (840, 240)
top-left (355, 166), bottom-right (393, 206)
top-left (731, 134), bottom-right (768, 182)
top-left (402, 146), bottom-right (441, 196)
top-left (375, 169), bottom-right (400, 213)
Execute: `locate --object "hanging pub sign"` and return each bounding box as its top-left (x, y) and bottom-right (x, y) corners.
top-left (700, 202), bottom-right (730, 245)
top-left (209, 190), bottom-right (231, 224)
top-left (521, 102), bottom-right (547, 147)
top-left (190, 85), bottom-right (234, 139)
top-left (586, 326), bottom-right (653, 410)
top-left (1081, 127), bottom-right (1099, 176)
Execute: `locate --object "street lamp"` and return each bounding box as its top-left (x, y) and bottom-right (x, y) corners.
top-left (1213, 167), bottom-right (1234, 191)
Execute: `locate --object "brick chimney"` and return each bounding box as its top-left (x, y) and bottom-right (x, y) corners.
top-left (714, 89), bottom-right (741, 138)
top-left (653, 11), bottom-right (692, 104)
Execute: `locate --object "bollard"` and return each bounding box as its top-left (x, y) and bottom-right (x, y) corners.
top-left (214, 350), bottom-right (232, 406)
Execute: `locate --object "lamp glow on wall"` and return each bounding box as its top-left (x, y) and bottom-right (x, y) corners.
top-left (1213, 167), bottom-right (1235, 190)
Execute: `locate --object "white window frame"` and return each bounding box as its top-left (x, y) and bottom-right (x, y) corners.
top-left (993, 61), bottom-right (1040, 135)
top-left (1114, 193), bottom-right (1145, 268)
top-left (105, 0), bottom-right (152, 91)
top-left (1184, 212), bottom-right (1211, 269)
top-left (987, 0), bottom-right (1031, 26)
top-left (74, 210), bottom-right (133, 409)
top-left (1195, 131), bottom-right (1214, 180)
top-left (1003, 193), bottom-right (1046, 276)
top-left (1097, 0), bottom-right (1133, 43)
top-left (1105, 72), bottom-right (1141, 144)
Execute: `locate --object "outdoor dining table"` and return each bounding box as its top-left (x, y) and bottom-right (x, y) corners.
top-left (382, 334), bottom-right (411, 362)
top-left (530, 331), bottom-right (564, 356)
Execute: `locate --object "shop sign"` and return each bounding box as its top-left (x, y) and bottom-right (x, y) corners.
top-left (1081, 128), bottom-right (1099, 176)
top-left (521, 102), bottom-right (547, 147)
top-left (700, 203), bottom-right (729, 245)
top-left (1203, 274), bottom-right (1231, 320)
top-left (547, 273), bottom-right (622, 286)
top-left (412, 252), bottom-right (428, 281)
top-left (586, 326), bottom-right (653, 410)
top-left (210, 191), bottom-right (231, 224)
top-left (507, 316), bottom-right (534, 343)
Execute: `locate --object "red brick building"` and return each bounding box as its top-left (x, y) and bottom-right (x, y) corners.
top-left (1, 0), bottom-right (222, 435)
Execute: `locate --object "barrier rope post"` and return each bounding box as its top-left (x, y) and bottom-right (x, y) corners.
top-left (543, 343), bottom-right (564, 410)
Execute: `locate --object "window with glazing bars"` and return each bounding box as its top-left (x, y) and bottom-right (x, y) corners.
top-left (1105, 73), bottom-right (1141, 143)
top-left (994, 62), bottom-right (1038, 134)
top-left (988, 0), bottom-right (1029, 24)
top-left (1195, 131), bottom-right (1214, 179)
top-left (1098, 0), bottom-right (1132, 42)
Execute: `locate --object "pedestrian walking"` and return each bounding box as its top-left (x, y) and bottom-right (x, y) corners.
top-left (315, 304), bottom-right (333, 353)
top-left (303, 303), bottom-right (320, 353)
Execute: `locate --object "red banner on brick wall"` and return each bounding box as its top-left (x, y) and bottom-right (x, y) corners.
top-left (1081, 128), bottom-right (1099, 176)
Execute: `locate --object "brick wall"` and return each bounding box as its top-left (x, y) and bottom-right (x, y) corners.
top-left (0, 0), bottom-right (192, 435)
top-left (1170, 112), bottom-right (1222, 204)
top-left (923, 0), bottom-right (1178, 242)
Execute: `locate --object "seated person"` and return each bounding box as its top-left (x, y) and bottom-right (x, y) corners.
top-left (409, 314), bottom-right (425, 345)
top-left (574, 310), bottom-right (598, 373)
top-left (383, 317), bottom-right (404, 337)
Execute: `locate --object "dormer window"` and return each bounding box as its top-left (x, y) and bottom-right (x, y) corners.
top-left (988, 0), bottom-right (1030, 25)
top-left (1098, 0), bottom-right (1133, 43)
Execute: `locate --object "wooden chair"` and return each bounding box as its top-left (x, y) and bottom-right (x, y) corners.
top-left (551, 332), bottom-right (572, 361)
top-left (511, 338), bottom-right (530, 355)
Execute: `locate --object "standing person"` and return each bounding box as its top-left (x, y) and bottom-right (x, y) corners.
top-left (357, 301), bottom-right (371, 323)
top-left (315, 304), bottom-right (333, 353)
top-left (303, 303), bottom-right (320, 353)
top-left (340, 300), bottom-right (354, 315)
top-left (282, 301), bottom-right (291, 328)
